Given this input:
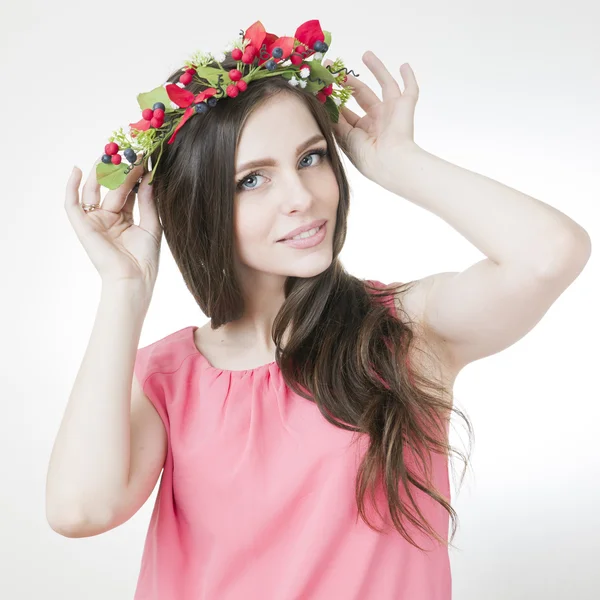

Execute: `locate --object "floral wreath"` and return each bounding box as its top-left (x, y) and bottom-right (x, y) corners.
top-left (96, 19), bottom-right (358, 190)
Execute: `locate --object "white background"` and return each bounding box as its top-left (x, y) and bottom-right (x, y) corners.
top-left (1, 1), bottom-right (598, 598)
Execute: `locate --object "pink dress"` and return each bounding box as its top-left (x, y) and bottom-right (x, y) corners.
top-left (133, 280), bottom-right (452, 599)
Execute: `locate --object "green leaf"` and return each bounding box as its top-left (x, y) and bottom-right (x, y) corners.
top-left (249, 69), bottom-right (282, 81)
top-left (324, 96), bottom-right (339, 123)
top-left (194, 65), bottom-right (224, 81)
top-left (192, 65), bottom-right (231, 90)
top-left (137, 86), bottom-right (172, 112)
top-left (306, 61), bottom-right (336, 86)
top-left (302, 79), bottom-right (323, 93)
top-left (96, 162), bottom-right (129, 190)
top-left (323, 31), bottom-right (332, 48)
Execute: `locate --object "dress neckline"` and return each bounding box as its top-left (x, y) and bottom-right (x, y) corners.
top-left (189, 326), bottom-right (278, 375)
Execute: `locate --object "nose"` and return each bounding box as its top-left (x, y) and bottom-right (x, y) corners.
top-left (281, 169), bottom-right (316, 212)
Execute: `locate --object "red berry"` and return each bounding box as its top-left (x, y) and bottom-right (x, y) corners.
top-left (105, 142), bottom-right (119, 155)
top-left (323, 84), bottom-right (333, 96)
top-left (111, 154), bottom-right (122, 165)
top-left (290, 54), bottom-right (303, 65)
top-left (153, 108), bottom-right (165, 119)
top-left (237, 79), bottom-right (248, 92)
top-left (316, 91), bottom-right (327, 103)
top-left (142, 108), bottom-right (154, 120)
top-left (242, 53), bottom-right (254, 64)
top-left (226, 84), bottom-right (239, 98)
top-left (296, 44), bottom-right (306, 54)
top-left (246, 46), bottom-right (256, 57)
top-left (231, 48), bottom-right (243, 60)
top-left (229, 69), bottom-right (242, 81)
top-left (342, 75), bottom-right (348, 83)
top-left (185, 67), bottom-right (196, 75)
top-left (180, 72), bottom-right (193, 85)
top-left (150, 116), bottom-right (163, 128)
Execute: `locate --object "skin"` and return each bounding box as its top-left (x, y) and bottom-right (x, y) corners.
top-left (213, 93), bottom-right (340, 354)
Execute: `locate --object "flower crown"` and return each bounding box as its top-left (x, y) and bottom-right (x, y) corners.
top-left (96, 19), bottom-right (358, 191)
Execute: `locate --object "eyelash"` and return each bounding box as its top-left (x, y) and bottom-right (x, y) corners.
top-left (236, 148), bottom-right (329, 192)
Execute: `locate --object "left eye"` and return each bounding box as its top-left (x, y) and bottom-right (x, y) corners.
top-left (236, 149), bottom-right (329, 192)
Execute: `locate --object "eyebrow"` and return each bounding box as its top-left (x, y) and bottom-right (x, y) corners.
top-left (235, 133), bottom-right (327, 175)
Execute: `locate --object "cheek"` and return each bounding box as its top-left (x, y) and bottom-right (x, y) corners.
top-left (234, 205), bottom-right (271, 248)
top-left (324, 170), bottom-right (340, 206)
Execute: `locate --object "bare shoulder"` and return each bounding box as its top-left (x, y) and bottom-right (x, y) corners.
top-left (387, 277), bottom-right (460, 387)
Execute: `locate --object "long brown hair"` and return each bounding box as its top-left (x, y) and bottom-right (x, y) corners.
top-left (148, 53), bottom-right (473, 552)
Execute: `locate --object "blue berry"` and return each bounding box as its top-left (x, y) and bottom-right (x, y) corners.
top-left (272, 47), bottom-right (283, 59)
top-left (194, 103), bottom-right (209, 114)
top-left (153, 102), bottom-right (166, 111)
top-left (265, 59), bottom-right (276, 71)
top-left (313, 41), bottom-right (328, 53)
top-left (124, 148), bottom-right (137, 163)
top-left (101, 154), bottom-right (112, 164)
top-left (207, 97), bottom-right (218, 107)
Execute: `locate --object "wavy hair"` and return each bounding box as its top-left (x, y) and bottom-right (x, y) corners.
top-left (147, 53), bottom-right (473, 552)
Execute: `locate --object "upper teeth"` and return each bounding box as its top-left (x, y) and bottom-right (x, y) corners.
top-left (290, 225), bottom-right (321, 240)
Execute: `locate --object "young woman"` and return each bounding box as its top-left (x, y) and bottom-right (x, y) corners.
top-left (48, 21), bottom-right (591, 600)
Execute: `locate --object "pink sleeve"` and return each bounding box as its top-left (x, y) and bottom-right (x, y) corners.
top-left (365, 279), bottom-right (402, 319)
top-left (133, 343), bottom-right (170, 433)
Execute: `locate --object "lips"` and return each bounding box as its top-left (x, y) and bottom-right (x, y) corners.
top-left (278, 219), bottom-right (327, 242)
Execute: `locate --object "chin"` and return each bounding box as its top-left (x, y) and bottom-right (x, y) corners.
top-left (281, 252), bottom-right (333, 279)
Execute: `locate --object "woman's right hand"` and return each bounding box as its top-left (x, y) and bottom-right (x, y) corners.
top-left (65, 156), bottom-right (163, 291)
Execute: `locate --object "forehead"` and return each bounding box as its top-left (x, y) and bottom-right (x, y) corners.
top-left (236, 93), bottom-right (321, 158)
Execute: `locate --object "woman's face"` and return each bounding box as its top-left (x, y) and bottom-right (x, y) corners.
top-left (232, 93), bottom-right (339, 282)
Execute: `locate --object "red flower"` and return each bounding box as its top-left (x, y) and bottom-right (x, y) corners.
top-left (243, 21), bottom-right (277, 66)
top-left (264, 36), bottom-right (295, 63)
top-left (294, 20), bottom-right (325, 54)
top-left (129, 117), bottom-right (151, 132)
top-left (243, 19), bottom-right (325, 66)
top-left (165, 85), bottom-right (217, 145)
top-left (243, 20), bottom-right (267, 56)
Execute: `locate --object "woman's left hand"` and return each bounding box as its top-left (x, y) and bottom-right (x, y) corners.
top-left (323, 52), bottom-right (420, 185)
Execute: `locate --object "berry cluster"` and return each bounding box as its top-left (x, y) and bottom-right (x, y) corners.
top-left (186, 38), bottom-right (330, 101)
top-left (140, 103), bottom-right (166, 129)
top-left (315, 83), bottom-right (334, 104)
top-left (101, 102), bottom-right (167, 165)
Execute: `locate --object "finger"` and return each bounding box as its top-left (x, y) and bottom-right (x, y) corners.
top-left (340, 68), bottom-right (381, 112)
top-left (121, 175), bottom-right (142, 220)
top-left (362, 50), bottom-right (402, 103)
top-left (121, 163), bottom-right (146, 216)
top-left (64, 165), bottom-right (88, 232)
top-left (80, 157), bottom-right (103, 210)
top-left (325, 57), bottom-right (382, 113)
top-left (323, 57), bottom-right (380, 113)
top-left (101, 153), bottom-right (146, 214)
top-left (330, 108), bottom-right (354, 144)
top-left (322, 59), bottom-right (363, 124)
top-left (136, 172), bottom-right (162, 241)
top-left (399, 63), bottom-right (419, 99)
top-left (339, 104), bottom-right (360, 128)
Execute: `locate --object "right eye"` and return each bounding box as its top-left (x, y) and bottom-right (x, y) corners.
top-left (236, 170), bottom-right (265, 192)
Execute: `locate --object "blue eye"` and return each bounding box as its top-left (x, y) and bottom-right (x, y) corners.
top-left (236, 148), bottom-right (329, 192)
